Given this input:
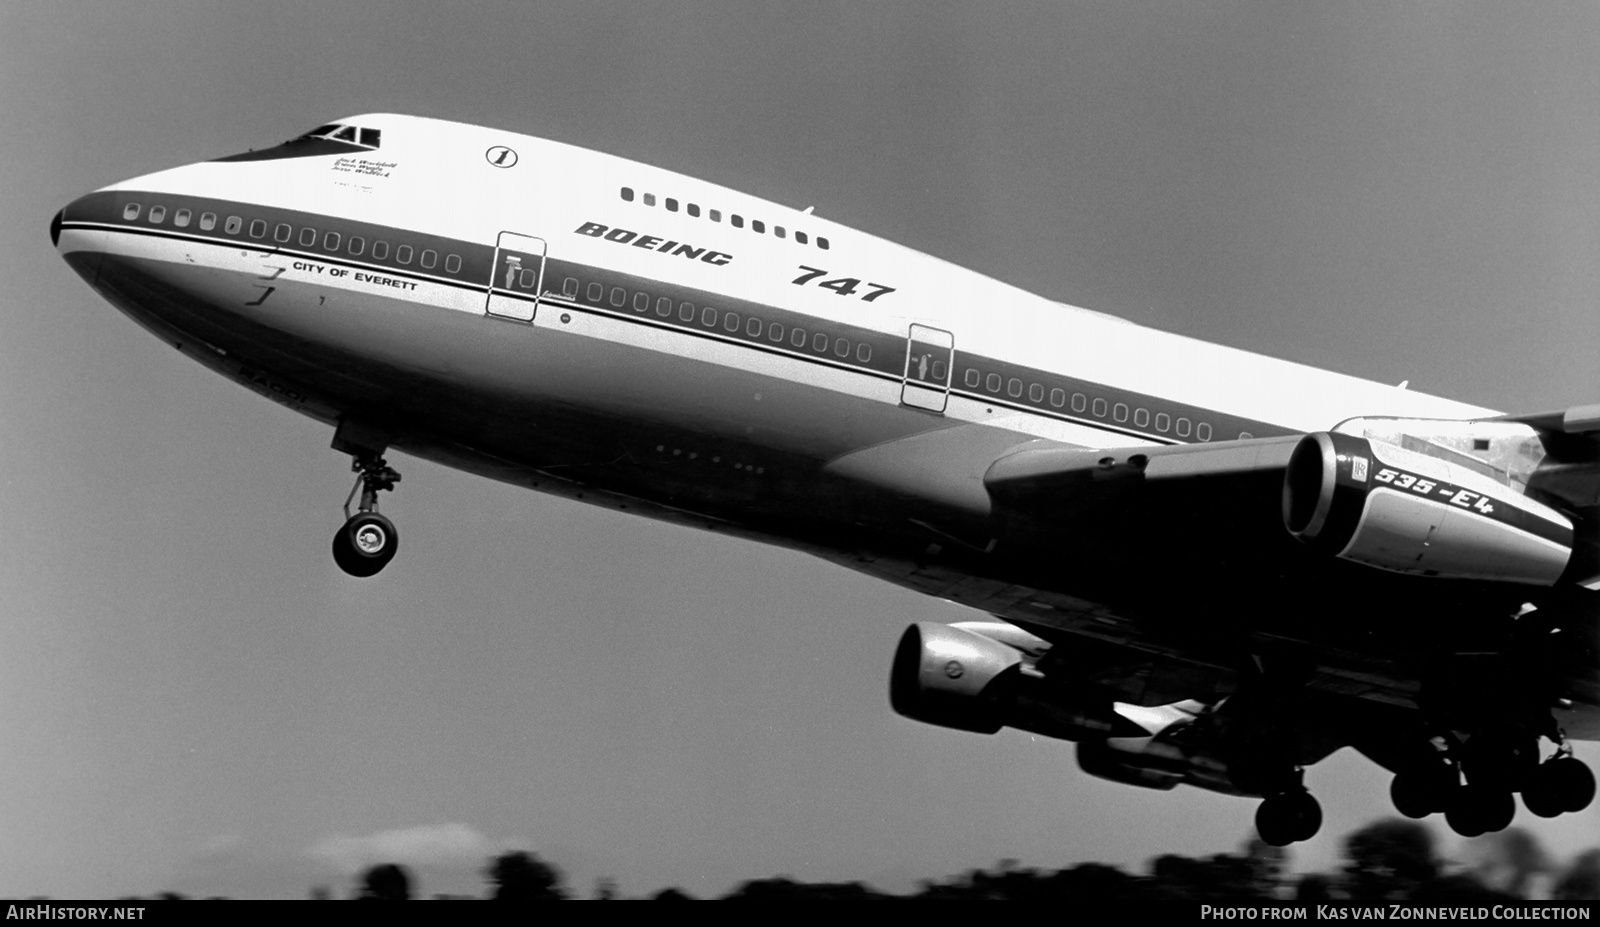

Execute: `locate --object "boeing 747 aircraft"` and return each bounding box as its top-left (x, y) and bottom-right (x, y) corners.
top-left (52, 114), bottom-right (1599, 846)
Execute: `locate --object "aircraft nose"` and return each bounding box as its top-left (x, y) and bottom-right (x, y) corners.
top-left (50, 208), bottom-right (63, 247)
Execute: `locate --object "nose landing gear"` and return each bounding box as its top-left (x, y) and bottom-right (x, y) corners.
top-left (333, 454), bottom-right (401, 577)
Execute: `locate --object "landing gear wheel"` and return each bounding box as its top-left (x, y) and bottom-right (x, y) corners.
top-left (1390, 773), bottom-right (1434, 819)
top-left (333, 512), bottom-right (398, 577)
top-left (331, 453), bottom-right (402, 578)
top-left (1255, 790), bottom-right (1322, 846)
top-left (1446, 784), bottom-right (1514, 837)
top-left (1547, 757), bottom-right (1596, 813)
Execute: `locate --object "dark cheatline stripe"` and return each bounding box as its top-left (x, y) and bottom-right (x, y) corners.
top-left (63, 189), bottom-right (1293, 447)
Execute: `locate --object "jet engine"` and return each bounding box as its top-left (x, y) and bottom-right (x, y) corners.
top-left (1283, 426), bottom-right (1575, 585)
top-left (888, 622), bottom-right (1129, 742)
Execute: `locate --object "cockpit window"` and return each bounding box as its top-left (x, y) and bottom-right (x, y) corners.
top-left (212, 121), bottom-right (383, 163)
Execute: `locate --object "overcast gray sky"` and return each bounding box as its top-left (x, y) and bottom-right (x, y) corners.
top-left (3, 0), bottom-right (1599, 899)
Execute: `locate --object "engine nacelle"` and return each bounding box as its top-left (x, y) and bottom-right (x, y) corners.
top-left (1283, 428), bottom-right (1575, 585)
top-left (1075, 737), bottom-right (1245, 796)
top-left (889, 622), bottom-right (1129, 741)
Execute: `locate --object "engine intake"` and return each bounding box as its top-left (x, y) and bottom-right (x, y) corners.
top-left (1283, 430), bottom-right (1575, 585)
top-left (889, 622), bottom-right (1128, 741)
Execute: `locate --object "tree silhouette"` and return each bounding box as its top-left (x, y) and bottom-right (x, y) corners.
top-left (355, 863), bottom-right (412, 900)
top-left (1342, 818), bottom-right (1438, 900)
top-left (485, 850), bottom-right (567, 900)
top-left (1553, 849), bottom-right (1600, 901)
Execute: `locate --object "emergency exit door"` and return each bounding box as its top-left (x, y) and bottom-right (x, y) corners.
top-left (486, 232), bottom-right (547, 322)
top-left (901, 324), bottom-right (954, 413)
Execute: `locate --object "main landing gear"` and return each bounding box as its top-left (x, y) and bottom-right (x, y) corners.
top-left (1388, 733), bottom-right (1595, 838)
top-left (1255, 786), bottom-right (1323, 848)
top-left (332, 453), bottom-right (401, 577)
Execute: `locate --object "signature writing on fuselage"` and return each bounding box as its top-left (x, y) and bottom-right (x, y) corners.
top-left (292, 260), bottom-right (417, 291)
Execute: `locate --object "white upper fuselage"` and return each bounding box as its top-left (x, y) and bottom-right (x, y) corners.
top-left (77, 112), bottom-right (1492, 451)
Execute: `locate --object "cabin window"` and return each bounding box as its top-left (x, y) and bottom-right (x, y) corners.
top-left (795, 231), bottom-right (808, 244)
top-left (666, 198), bottom-right (679, 212)
top-left (817, 237), bottom-right (830, 250)
top-left (709, 209), bottom-right (722, 222)
top-left (122, 203), bottom-right (140, 220)
top-left (1050, 388), bottom-right (1065, 408)
top-left (747, 318), bottom-right (762, 338)
top-left (610, 287), bottom-right (626, 307)
top-left (420, 249), bottom-right (436, 269)
top-left (587, 282), bottom-right (603, 302)
top-left (1092, 398), bottom-right (1107, 418)
top-left (633, 292), bottom-right (650, 313)
top-left (687, 204), bottom-right (700, 218)
top-left (753, 220), bottom-right (766, 234)
top-left (701, 307), bottom-right (717, 327)
top-left (297, 227), bottom-right (315, 247)
top-left (834, 338), bottom-right (850, 358)
top-left (775, 226), bottom-right (786, 239)
top-left (174, 208), bottom-right (191, 228)
top-left (857, 343), bottom-right (872, 363)
top-left (986, 374), bottom-right (1002, 393)
top-left (1155, 413), bottom-right (1170, 433)
top-left (1176, 417), bottom-right (1192, 438)
top-left (731, 215), bottom-right (744, 228)
top-left (656, 297), bottom-right (672, 317)
top-left (371, 240), bottom-right (389, 260)
top-left (932, 360), bottom-right (947, 380)
top-left (247, 219), bottom-right (266, 238)
top-left (724, 312), bottom-right (741, 332)
top-left (1029, 383), bottom-right (1044, 403)
top-left (225, 216), bottom-right (242, 235)
top-left (621, 187), bottom-right (634, 202)
top-left (1197, 422), bottom-right (1213, 442)
top-left (768, 322), bottom-right (784, 341)
top-left (643, 193), bottom-right (656, 206)
top-left (273, 223), bottom-right (291, 243)
top-left (326, 232), bottom-right (342, 252)
top-left (1007, 378), bottom-right (1023, 398)
top-left (395, 244), bottom-right (413, 264)
top-left (521, 269), bottom-right (538, 288)
top-left (1114, 403), bottom-right (1128, 423)
top-left (564, 278), bottom-right (579, 298)
top-left (199, 213), bottom-right (216, 231)
top-left (791, 328), bottom-right (807, 348)
top-left (149, 206), bottom-right (167, 224)
top-left (445, 254), bottom-right (462, 274)
top-left (965, 369), bottom-right (980, 388)
top-left (812, 333), bottom-right (828, 352)
top-left (678, 301), bottom-right (695, 322)
top-left (1134, 408), bottom-right (1149, 428)
top-left (1072, 393), bottom-right (1086, 413)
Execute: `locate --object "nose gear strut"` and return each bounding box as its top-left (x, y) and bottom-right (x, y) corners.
top-left (332, 454), bottom-right (401, 577)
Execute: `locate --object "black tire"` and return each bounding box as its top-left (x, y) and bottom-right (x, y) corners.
top-left (332, 512), bottom-right (398, 577)
top-left (1521, 765), bottom-right (1566, 819)
top-left (1476, 787), bottom-right (1516, 833)
top-left (1444, 789), bottom-right (1486, 838)
top-left (1255, 799), bottom-right (1294, 848)
top-left (1549, 757), bottom-right (1597, 813)
top-left (1390, 773), bottom-right (1433, 819)
top-left (1286, 791), bottom-right (1322, 841)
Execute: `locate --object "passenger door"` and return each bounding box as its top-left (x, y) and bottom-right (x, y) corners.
top-left (486, 232), bottom-right (547, 322)
top-left (901, 323), bottom-right (955, 413)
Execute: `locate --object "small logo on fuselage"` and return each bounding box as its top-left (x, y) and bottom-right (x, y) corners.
top-left (574, 222), bottom-right (732, 266)
top-left (485, 146), bottom-right (518, 168)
